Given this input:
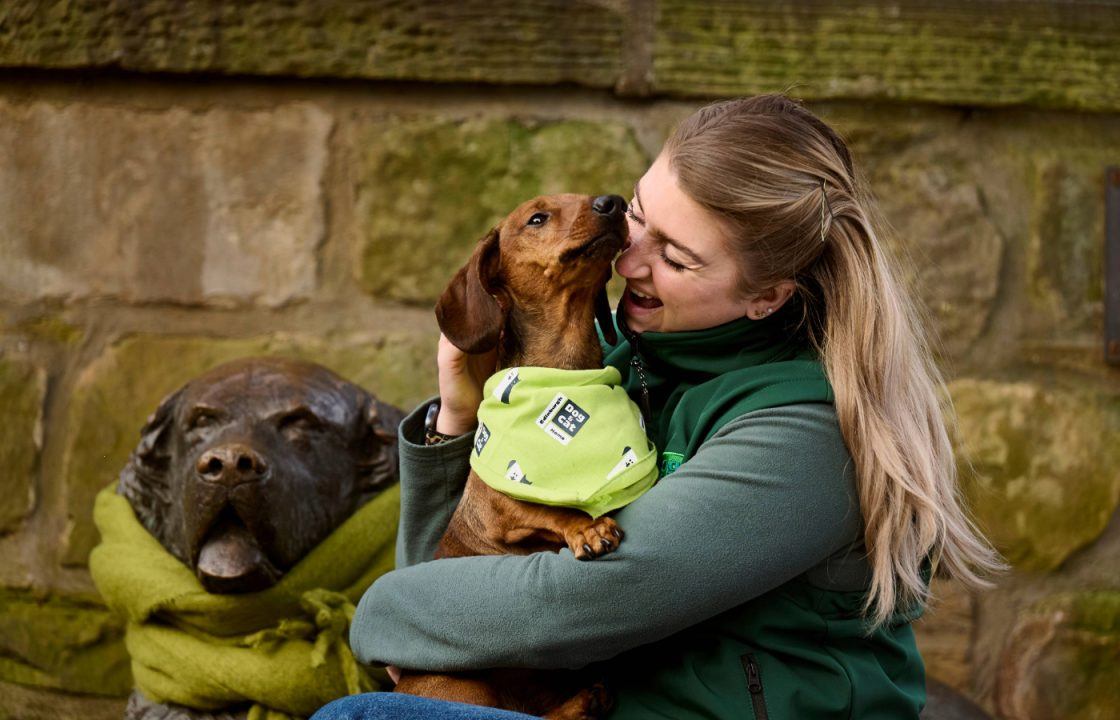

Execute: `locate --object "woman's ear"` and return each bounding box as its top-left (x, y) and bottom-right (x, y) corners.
top-left (746, 280), bottom-right (797, 320)
top-left (435, 228), bottom-right (506, 353)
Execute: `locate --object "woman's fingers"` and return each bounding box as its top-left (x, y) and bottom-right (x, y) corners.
top-left (435, 334), bottom-right (497, 435)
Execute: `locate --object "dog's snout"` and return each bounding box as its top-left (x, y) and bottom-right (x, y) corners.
top-left (592, 195), bottom-right (625, 219)
top-left (196, 444), bottom-right (269, 486)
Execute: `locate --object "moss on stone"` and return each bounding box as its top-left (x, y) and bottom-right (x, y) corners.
top-left (355, 117), bottom-right (649, 303)
top-left (0, 589), bottom-right (130, 696)
top-left (950, 378), bottom-right (1120, 572)
top-left (0, 0), bottom-right (623, 87)
top-left (653, 1), bottom-right (1120, 112)
top-left (13, 316), bottom-right (82, 345)
top-left (61, 329), bottom-right (436, 565)
top-left (1000, 592), bottom-right (1120, 719)
top-left (0, 357), bottom-right (45, 534)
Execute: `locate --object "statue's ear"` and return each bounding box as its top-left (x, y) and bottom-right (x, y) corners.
top-left (118, 388), bottom-right (182, 539)
top-left (354, 395), bottom-right (403, 498)
top-left (435, 228), bottom-right (506, 353)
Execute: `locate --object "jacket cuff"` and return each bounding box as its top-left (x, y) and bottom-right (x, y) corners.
top-left (398, 396), bottom-right (475, 467)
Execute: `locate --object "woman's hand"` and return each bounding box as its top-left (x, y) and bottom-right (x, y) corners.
top-left (435, 333), bottom-right (497, 436)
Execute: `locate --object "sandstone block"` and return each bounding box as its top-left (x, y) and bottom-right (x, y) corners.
top-left (0, 679), bottom-right (125, 720)
top-left (842, 126), bottom-right (1004, 361)
top-left (950, 379), bottom-right (1120, 572)
top-left (355, 117), bottom-right (649, 303)
top-left (652, 1), bottom-right (1120, 112)
top-left (0, 100), bottom-right (330, 307)
top-left (0, 589), bottom-right (130, 696)
top-left (996, 591), bottom-right (1120, 719)
top-left (0, 0), bottom-right (623, 88)
top-left (1026, 157), bottom-right (1107, 338)
top-left (0, 356), bottom-right (46, 534)
top-left (61, 327), bottom-right (437, 564)
top-left (914, 578), bottom-right (976, 697)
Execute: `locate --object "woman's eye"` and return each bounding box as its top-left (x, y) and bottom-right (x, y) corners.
top-left (625, 200), bottom-right (644, 226)
top-left (527, 213), bottom-right (550, 227)
top-left (660, 249), bottom-right (689, 273)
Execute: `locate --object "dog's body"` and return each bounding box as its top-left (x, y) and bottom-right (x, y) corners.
top-left (393, 194), bottom-right (629, 719)
top-left (115, 357), bottom-right (402, 720)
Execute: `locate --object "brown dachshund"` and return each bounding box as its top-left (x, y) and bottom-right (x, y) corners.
top-left (393, 194), bottom-right (629, 719)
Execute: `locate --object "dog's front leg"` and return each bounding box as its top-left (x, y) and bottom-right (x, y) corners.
top-left (471, 478), bottom-right (624, 560)
top-left (395, 671), bottom-right (501, 707)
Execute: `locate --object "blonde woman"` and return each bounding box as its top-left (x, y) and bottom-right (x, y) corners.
top-left (316, 94), bottom-right (1001, 719)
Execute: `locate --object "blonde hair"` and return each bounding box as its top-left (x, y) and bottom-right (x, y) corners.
top-left (666, 95), bottom-right (1003, 626)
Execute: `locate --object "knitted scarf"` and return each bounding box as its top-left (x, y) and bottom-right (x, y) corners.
top-left (89, 483), bottom-right (399, 720)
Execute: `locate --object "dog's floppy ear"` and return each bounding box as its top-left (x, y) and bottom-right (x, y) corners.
top-left (354, 395), bottom-right (404, 498)
top-left (435, 227), bottom-right (506, 353)
top-left (118, 387), bottom-right (182, 541)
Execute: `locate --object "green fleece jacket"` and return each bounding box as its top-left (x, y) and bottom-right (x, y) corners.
top-left (350, 308), bottom-right (925, 719)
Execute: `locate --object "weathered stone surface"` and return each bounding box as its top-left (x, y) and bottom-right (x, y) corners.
top-left (61, 327), bottom-right (437, 564)
top-left (996, 591), bottom-right (1120, 719)
top-left (0, 356), bottom-right (45, 534)
top-left (1026, 156), bottom-right (1107, 339)
top-left (355, 117), bottom-right (649, 303)
top-left (950, 379), bottom-right (1120, 572)
top-left (0, 0), bottom-right (623, 88)
top-left (914, 578), bottom-right (976, 696)
top-left (0, 589), bottom-right (130, 696)
top-left (0, 679), bottom-right (125, 720)
top-left (831, 113), bottom-right (1005, 360)
top-left (0, 100), bottom-right (329, 307)
top-left (653, 1), bottom-right (1120, 112)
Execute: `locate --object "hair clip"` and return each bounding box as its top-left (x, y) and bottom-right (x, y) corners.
top-left (819, 179), bottom-right (835, 243)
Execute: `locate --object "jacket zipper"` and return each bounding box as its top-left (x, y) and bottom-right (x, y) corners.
top-left (628, 353), bottom-right (652, 425)
top-left (741, 654), bottom-right (770, 720)
top-left (616, 312), bottom-right (653, 426)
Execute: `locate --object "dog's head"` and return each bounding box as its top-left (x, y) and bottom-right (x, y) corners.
top-left (435, 194), bottom-right (628, 354)
top-left (118, 357), bottom-right (402, 594)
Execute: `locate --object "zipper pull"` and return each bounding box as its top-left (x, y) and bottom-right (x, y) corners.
top-left (629, 354), bottom-right (652, 425)
top-left (746, 656), bottom-right (763, 694)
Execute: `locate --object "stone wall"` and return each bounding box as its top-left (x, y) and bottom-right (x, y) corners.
top-left (1, 2), bottom-right (1118, 718)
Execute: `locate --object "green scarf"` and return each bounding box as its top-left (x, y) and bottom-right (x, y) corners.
top-left (471, 366), bottom-right (659, 518)
top-left (604, 302), bottom-right (833, 475)
top-left (89, 483), bottom-right (399, 720)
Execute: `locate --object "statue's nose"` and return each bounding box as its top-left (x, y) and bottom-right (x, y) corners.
top-left (196, 444), bottom-right (269, 486)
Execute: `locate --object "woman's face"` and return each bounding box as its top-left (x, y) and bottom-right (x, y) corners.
top-left (616, 154), bottom-right (754, 334)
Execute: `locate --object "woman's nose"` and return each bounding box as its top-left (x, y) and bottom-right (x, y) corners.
top-left (615, 232), bottom-right (650, 278)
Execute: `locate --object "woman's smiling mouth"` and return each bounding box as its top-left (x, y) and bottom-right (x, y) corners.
top-left (624, 286), bottom-right (663, 312)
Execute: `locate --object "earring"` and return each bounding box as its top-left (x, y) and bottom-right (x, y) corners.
top-left (766, 308), bottom-right (773, 315)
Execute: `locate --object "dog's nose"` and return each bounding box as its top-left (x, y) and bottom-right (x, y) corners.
top-left (592, 195), bottom-right (626, 218)
top-left (196, 444), bottom-right (269, 486)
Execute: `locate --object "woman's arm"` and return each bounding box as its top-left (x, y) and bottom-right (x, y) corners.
top-left (393, 398), bottom-right (474, 568)
top-left (351, 403), bottom-right (862, 671)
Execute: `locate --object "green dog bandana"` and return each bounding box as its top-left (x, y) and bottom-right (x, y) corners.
top-left (89, 483), bottom-right (399, 719)
top-left (470, 366), bottom-right (658, 518)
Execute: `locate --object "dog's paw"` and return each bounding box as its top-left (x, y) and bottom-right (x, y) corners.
top-left (542, 680), bottom-right (614, 720)
top-left (567, 517), bottom-right (623, 560)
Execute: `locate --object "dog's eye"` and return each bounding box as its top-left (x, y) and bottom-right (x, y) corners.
top-left (526, 213), bottom-right (550, 227)
top-left (278, 410), bottom-right (322, 441)
top-left (188, 411), bottom-right (219, 432)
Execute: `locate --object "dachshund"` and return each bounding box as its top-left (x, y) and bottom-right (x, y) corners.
top-left (393, 194), bottom-right (630, 719)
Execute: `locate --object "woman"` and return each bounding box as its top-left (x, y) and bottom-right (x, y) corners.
top-left (315, 94), bottom-right (1001, 719)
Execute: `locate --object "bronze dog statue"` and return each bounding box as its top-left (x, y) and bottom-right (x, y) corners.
top-left (112, 357), bottom-right (403, 720)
